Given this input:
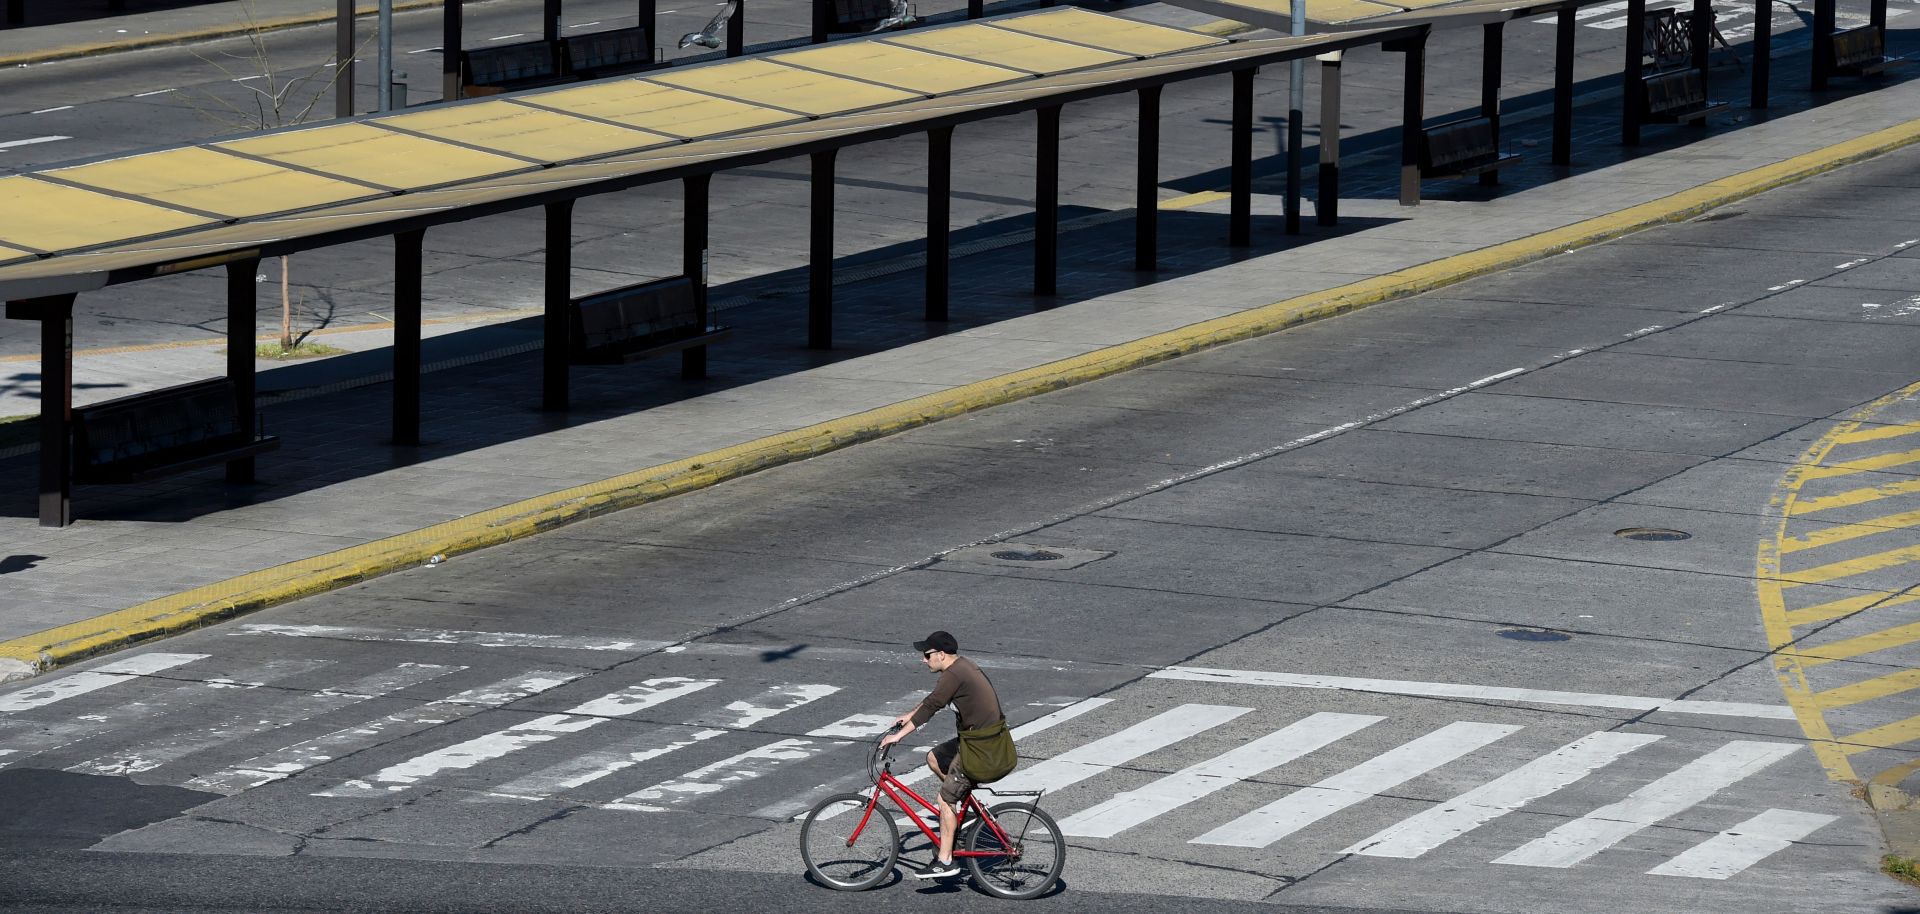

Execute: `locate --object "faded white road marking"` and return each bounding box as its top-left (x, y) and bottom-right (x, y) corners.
top-left (69, 663), bottom-right (460, 777)
top-left (0, 135), bottom-right (71, 150)
top-left (994, 704), bottom-right (1251, 796)
top-left (132, 88), bottom-right (176, 97)
top-left (0, 653), bottom-right (206, 712)
top-left (609, 738), bottom-right (828, 810)
top-left (30, 106), bottom-right (73, 114)
top-left (1193, 722), bottom-right (1521, 848)
top-left (234, 623), bottom-right (671, 653)
top-left (1495, 741), bottom-right (1801, 868)
top-left (185, 670), bottom-right (581, 794)
top-left (1647, 808), bottom-right (1837, 879)
top-left (317, 677), bottom-right (722, 796)
top-left (1345, 731), bottom-right (1664, 858)
top-left (1150, 667), bottom-right (1795, 720)
top-left (1062, 712), bottom-right (1384, 839)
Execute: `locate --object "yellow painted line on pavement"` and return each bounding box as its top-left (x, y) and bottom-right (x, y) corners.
top-left (7, 114), bottom-right (1920, 675)
top-left (1794, 446), bottom-right (1920, 481)
top-left (1814, 668), bottom-right (1920, 710)
top-left (1782, 508), bottom-right (1920, 553)
top-left (1785, 590), bottom-right (1920, 628)
top-left (1790, 475), bottom-right (1920, 515)
top-left (1795, 618), bottom-right (1920, 669)
top-left (1835, 422), bottom-right (1920, 445)
top-left (1773, 543), bottom-right (1920, 589)
top-left (1837, 715), bottom-right (1920, 756)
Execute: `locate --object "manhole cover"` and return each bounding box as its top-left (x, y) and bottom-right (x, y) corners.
top-left (991, 549), bottom-right (1066, 562)
top-left (1499, 628), bottom-right (1573, 643)
top-left (1614, 527), bottom-right (1692, 542)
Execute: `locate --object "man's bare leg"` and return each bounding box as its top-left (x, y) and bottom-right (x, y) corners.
top-left (936, 795), bottom-right (958, 864)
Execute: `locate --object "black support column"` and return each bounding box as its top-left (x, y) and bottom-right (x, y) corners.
top-left (926, 127), bottom-right (953, 322)
top-left (1318, 53), bottom-right (1341, 226)
top-left (641, 0), bottom-right (656, 60)
top-left (1554, 6), bottom-right (1575, 165)
top-left (1395, 35), bottom-right (1427, 207)
top-left (728, 0), bottom-right (744, 57)
top-left (1752, 0), bottom-right (1771, 108)
top-left (1691, 0), bottom-right (1711, 127)
top-left (11, 295), bottom-right (76, 527)
top-left (1481, 21), bottom-right (1505, 186)
top-left (810, 149), bottom-right (836, 350)
top-left (544, 201), bottom-right (573, 412)
top-left (227, 260), bottom-right (260, 482)
top-left (393, 230), bottom-right (424, 445)
top-left (1624, 0), bottom-right (1646, 145)
top-left (1035, 105), bottom-right (1061, 296)
top-left (683, 175), bottom-right (711, 380)
top-left (342, 0), bottom-right (360, 116)
top-left (1136, 87), bottom-right (1160, 272)
top-left (442, 0), bottom-right (461, 104)
top-left (1812, 0), bottom-right (1835, 89)
top-left (967, 0), bottom-right (982, 16)
top-left (6, 0), bottom-right (23, 27)
top-left (1230, 68), bottom-right (1254, 246)
top-left (544, 0), bottom-right (561, 41)
top-left (812, 0), bottom-right (831, 43)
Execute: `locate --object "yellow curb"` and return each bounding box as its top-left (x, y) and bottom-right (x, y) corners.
top-left (6, 115), bottom-right (1920, 675)
top-left (0, 0), bottom-right (444, 68)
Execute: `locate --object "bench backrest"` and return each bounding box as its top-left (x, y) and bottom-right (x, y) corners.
top-left (75, 378), bottom-right (242, 468)
top-left (565, 26), bottom-right (654, 77)
top-left (828, 0), bottom-right (894, 31)
top-left (1643, 68), bottom-right (1706, 114)
top-left (463, 41), bottom-right (562, 87)
top-left (1421, 117), bottom-right (1497, 172)
top-left (1832, 27), bottom-right (1884, 69)
top-left (572, 276), bottom-right (701, 352)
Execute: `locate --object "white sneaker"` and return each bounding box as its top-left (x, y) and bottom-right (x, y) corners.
top-left (914, 858), bottom-right (962, 879)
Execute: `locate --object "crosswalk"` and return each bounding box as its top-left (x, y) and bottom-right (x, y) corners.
top-left (0, 648), bottom-right (1841, 881)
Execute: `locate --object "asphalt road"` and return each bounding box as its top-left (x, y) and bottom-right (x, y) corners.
top-left (3, 139), bottom-right (1918, 912)
top-left (0, 0), bottom-right (1831, 360)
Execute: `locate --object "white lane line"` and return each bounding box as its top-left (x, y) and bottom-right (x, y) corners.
top-left (132, 88), bottom-right (176, 97)
top-left (235, 623), bottom-right (670, 654)
top-left (993, 704), bottom-right (1252, 796)
top-left (408, 47), bottom-right (442, 53)
top-left (1344, 731), bottom-right (1664, 858)
top-left (1149, 667), bottom-right (1796, 720)
top-left (1062, 712), bottom-right (1384, 839)
top-left (794, 696), bottom-right (1115, 822)
top-left (3, 658), bottom-right (322, 769)
top-left (570, 20), bottom-right (603, 27)
top-left (0, 653), bottom-right (208, 712)
top-left (1495, 741), bottom-right (1801, 868)
top-left (0, 135), bottom-right (71, 150)
top-left (231, 75), bottom-right (264, 82)
top-left (1193, 722), bottom-right (1521, 849)
top-left (317, 677), bottom-right (720, 795)
top-left (1647, 808), bottom-right (1837, 879)
top-left (490, 33), bottom-right (527, 40)
top-left (30, 106), bottom-right (73, 114)
top-left (184, 670), bottom-right (582, 794)
top-left (69, 663), bottom-right (461, 778)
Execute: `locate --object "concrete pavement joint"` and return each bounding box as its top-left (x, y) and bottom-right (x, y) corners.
top-left (4, 115), bottom-right (1919, 678)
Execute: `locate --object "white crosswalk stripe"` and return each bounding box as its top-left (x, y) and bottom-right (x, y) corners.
top-left (69, 663), bottom-right (461, 778)
top-left (1061, 712), bottom-right (1385, 839)
top-left (0, 653), bottom-right (207, 713)
top-left (1646, 808), bottom-right (1838, 879)
top-left (995, 704), bottom-right (1253, 796)
top-left (1192, 721), bottom-right (1522, 849)
top-left (2, 658), bottom-right (327, 771)
top-left (1344, 731), bottom-right (1664, 858)
top-left (316, 676), bottom-right (726, 796)
top-left (1494, 741), bottom-right (1801, 868)
top-left (603, 699), bottom-right (901, 811)
top-left (185, 670), bottom-right (583, 794)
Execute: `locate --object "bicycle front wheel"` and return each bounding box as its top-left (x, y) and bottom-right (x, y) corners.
top-left (963, 802), bottom-right (1066, 900)
top-left (800, 793), bottom-right (899, 891)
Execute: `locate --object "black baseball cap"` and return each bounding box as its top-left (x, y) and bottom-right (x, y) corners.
top-left (913, 631), bottom-right (959, 655)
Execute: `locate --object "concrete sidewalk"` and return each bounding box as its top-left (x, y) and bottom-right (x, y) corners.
top-left (0, 0), bottom-right (450, 67)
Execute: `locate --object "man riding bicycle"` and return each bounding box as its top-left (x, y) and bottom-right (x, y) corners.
top-left (880, 630), bottom-right (1015, 879)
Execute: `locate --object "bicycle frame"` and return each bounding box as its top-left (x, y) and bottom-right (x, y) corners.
top-left (847, 768), bottom-right (1017, 859)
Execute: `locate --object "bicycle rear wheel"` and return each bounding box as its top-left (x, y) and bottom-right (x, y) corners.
top-left (963, 802), bottom-right (1066, 900)
top-left (800, 793), bottom-right (899, 891)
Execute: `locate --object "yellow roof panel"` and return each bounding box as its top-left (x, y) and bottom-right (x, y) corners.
top-left (46, 147), bottom-right (379, 220)
top-left (0, 177), bottom-right (213, 253)
top-left (645, 59), bottom-right (919, 116)
top-left (216, 123), bottom-right (530, 190)
top-left (517, 80), bottom-right (800, 139)
top-left (991, 8), bottom-right (1224, 57)
top-left (377, 100), bottom-right (674, 162)
top-left (771, 42), bottom-right (1028, 94)
top-left (882, 24), bottom-right (1130, 74)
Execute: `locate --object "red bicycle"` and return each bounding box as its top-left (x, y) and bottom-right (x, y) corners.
top-left (799, 726), bottom-right (1066, 899)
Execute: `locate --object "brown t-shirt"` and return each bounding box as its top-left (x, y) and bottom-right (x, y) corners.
top-left (911, 656), bottom-right (1002, 731)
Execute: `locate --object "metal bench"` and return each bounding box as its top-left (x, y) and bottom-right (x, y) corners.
top-left (569, 276), bottom-right (729, 376)
top-left (1642, 67), bottom-right (1726, 125)
top-left (1831, 27), bottom-right (1906, 77)
top-left (1418, 116), bottom-right (1520, 181)
top-left (564, 25), bottom-right (658, 79)
top-left (72, 378), bottom-right (277, 485)
top-left (461, 40), bottom-right (570, 96)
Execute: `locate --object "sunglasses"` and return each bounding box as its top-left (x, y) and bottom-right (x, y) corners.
top-left (921, 650), bottom-right (939, 659)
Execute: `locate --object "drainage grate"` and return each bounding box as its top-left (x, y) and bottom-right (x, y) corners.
top-left (1615, 527), bottom-right (1692, 542)
top-left (1499, 628), bottom-right (1573, 643)
top-left (991, 549), bottom-right (1066, 562)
